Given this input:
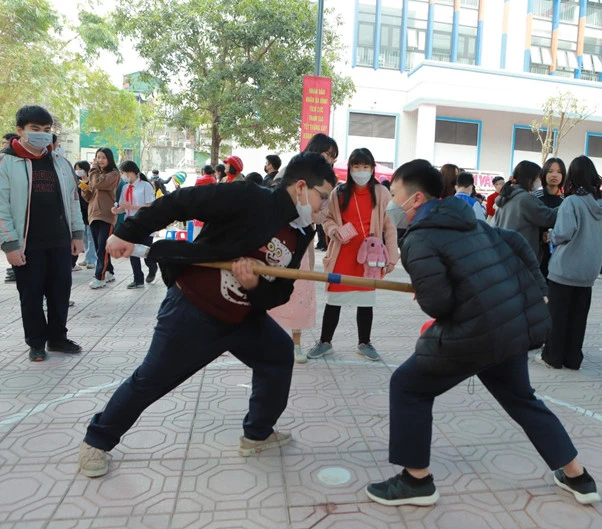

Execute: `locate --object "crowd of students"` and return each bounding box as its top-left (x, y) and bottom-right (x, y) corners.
top-left (1, 105), bottom-right (600, 508)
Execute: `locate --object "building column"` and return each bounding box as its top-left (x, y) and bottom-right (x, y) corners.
top-left (550, 0), bottom-right (560, 75)
top-left (476, 0), bottom-right (486, 66)
top-left (524, 0), bottom-right (533, 71)
top-left (500, 0), bottom-right (509, 68)
top-left (575, 0), bottom-right (587, 79)
top-left (415, 104), bottom-right (437, 162)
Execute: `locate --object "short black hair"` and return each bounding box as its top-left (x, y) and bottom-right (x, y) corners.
top-left (265, 154), bottom-right (282, 171)
top-left (456, 171), bottom-right (474, 188)
top-left (152, 169), bottom-right (159, 175)
top-left (16, 105), bottom-right (53, 129)
top-left (304, 133), bottom-right (339, 159)
top-left (52, 133), bottom-right (58, 145)
top-left (492, 176), bottom-right (504, 185)
top-left (74, 160), bottom-right (90, 173)
top-left (215, 163), bottom-right (226, 176)
top-left (280, 151), bottom-right (337, 189)
top-left (245, 171), bottom-right (263, 185)
top-left (3, 132), bottom-right (19, 141)
top-left (202, 164), bottom-right (214, 175)
top-left (391, 159), bottom-right (443, 199)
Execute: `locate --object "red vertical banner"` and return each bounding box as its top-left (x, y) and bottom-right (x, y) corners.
top-left (300, 75), bottom-right (332, 151)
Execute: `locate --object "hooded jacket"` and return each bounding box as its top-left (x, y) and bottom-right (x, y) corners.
top-left (548, 192), bottom-right (602, 287)
top-left (0, 142), bottom-right (84, 253)
top-left (494, 185), bottom-right (557, 261)
top-left (402, 197), bottom-right (550, 376)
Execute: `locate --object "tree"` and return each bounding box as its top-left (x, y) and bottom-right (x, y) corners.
top-left (113, 0), bottom-right (355, 165)
top-left (531, 91), bottom-right (595, 165)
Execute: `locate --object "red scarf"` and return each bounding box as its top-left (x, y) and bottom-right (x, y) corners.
top-left (10, 138), bottom-right (50, 160)
top-left (125, 183), bottom-right (134, 204)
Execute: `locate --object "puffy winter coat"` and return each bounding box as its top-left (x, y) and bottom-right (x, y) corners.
top-left (401, 197), bottom-right (550, 376)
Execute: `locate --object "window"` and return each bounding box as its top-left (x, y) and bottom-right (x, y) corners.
top-left (357, 1), bottom-right (377, 67)
top-left (349, 113), bottom-right (396, 139)
top-left (435, 120), bottom-right (478, 146)
top-left (587, 134), bottom-right (602, 157)
top-left (458, 26), bottom-right (477, 65)
top-left (379, 1), bottom-right (403, 69)
top-left (588, 2), bottom-right (602, 28)
top-left (433, 22), bottom-right (453, 62)
top-left (534, 0), bottom-right (554, 18)
top-left (514, 128), bottom-right (540, 152)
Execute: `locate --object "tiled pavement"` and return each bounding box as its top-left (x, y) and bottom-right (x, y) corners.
top-left (1, 250), bottom-right (602, 529)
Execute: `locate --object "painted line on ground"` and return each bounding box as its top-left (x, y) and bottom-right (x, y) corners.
top-left (538, 394), bottom-right (602, 422)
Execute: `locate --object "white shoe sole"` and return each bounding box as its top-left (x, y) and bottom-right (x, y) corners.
top-left (307, 347), bottom-right (333, 360)
top-left (365, 486), bottom-right (440, 506)
top-left (554, 476), bottom-right (601, 504)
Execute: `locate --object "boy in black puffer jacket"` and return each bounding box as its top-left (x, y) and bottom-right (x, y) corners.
top-left (365, 159), bottom-right (599, 508)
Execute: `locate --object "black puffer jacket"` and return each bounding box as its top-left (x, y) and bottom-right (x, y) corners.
top-left (402, 197), bottom-right (551, 376)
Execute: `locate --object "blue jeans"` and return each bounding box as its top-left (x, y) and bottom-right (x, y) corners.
top-left (389, 353), bottom-right (577, 470)
top-left (84, 286), bottom-right (294, 451)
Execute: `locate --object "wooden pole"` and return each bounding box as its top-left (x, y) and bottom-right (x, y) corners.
top-left (196, 261), bottom-right (414, 293)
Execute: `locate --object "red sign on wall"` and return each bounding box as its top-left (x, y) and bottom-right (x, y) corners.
top-left (300, 75), bottom-right (332, 151)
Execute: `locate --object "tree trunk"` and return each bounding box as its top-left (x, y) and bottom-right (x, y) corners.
top-left (210, 116), bottom-right (221, 166)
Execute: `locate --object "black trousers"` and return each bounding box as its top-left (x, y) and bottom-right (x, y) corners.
top-left (13, 245), bottom-right (72, 348)
top-left (542, 280), bottom-right (592, 370)
top-left (90, 220), bottom-right (114, 281)
top-left (84, 286), bottom-right (294, 451)
top-left (129, 235), bottom-right (158, 284)
top-left (320, 303), bottom-right (373, 344)
top-left (389, 353), bottom-right (577, 470)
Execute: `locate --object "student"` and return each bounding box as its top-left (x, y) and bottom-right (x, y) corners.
top-left (78, 152), bottom-right (337, 477)
top-left (74, 161), bottom-right (97, 270)
top-left (2, 132), bottom-right (20, 283)
top-left (112, 161), bottom-right (158, 288)
top-left (366, 159), bottom-right (599, 507)
top-left (536, 156), bottom-right (602, 370)
top-left (454, 171), bottom-right (486, 221)
top-left (263, 154), bottom-right (282, 188)
top-left (485, 176), bottom-right (505, 219)
top-left (307, 148), bottom-right (398, 362)
top-left (0, 105), bottom-right (84, 361)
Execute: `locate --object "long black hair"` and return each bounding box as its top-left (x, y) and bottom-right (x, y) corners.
top-left (119, 160), bottom-right (149, 182)
top-left (540, 157), bottom-right (566, 191)
top-left (96, 147), bottom-right (118, 174)
top-left (500, 160), bottom-right (541, 197)
top-left (565, 155), bottom-right (602, 199)
top-left (338, 148), bottom-right (378, 212)
top-left (304, 133), bottom-right (339, 160)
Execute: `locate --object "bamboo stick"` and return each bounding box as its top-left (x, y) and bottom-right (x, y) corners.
top-left (196, 261), bottom-right (414, 293)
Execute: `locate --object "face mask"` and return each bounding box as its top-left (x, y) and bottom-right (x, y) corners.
top-left (293, 186), bottom-right (313, 227)
top-left (532, 179), bottom-right (542, 191)
top-left (386, 194), bottom-right (416, 229)
top-left (24, 131), bottom-right (52, 150)
top-left (75, 169), bottom-right (85, 177)
top-left (55, 146), bottom-right (64, 155)
top-left (121, 173), bottom-right (129, 183)
top-left (350, 170), bottom-right (372, 187)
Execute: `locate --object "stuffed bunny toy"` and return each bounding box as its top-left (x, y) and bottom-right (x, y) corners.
top-left (357, 236), bottom-right (390, 279)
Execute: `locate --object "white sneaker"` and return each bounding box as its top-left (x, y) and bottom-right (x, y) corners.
top-left (105, 272), bottom-right (115, 283)
top-left (78, 260), bottom-right (87, 266)
top-left (294, 344), bottom-right (308, 364)
top-left (78, 441), bottom-right (108, 477)
top-left (89, 278), bottom-right (106, 289)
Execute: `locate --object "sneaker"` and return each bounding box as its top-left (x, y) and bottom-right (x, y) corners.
top-left (4, 269), bottom-right (16, 283)
top-left (307, 341), bottom-right (333, 359)
top-left (294, 344), bottom-right (308, 364)
top-left (86, 263), bottom-right (96, 269)
top-left (89, 278), bottom-right (106, 289)
top-left (366, 470), bottom-right (440, 507)
top-left (534, 353), bottom-right (559, 369)
top-left (357, 342), bottom-right (380, 361)
top-left (105, 272), bottom-right (115, 283)
top-left (72, 265), bottom-right (83, 272)
top-left (127, 281), bottom-right (144, 289)
top-left (554, 468), bottom-right (601, 504)
top-left (239, 430), bottom-right (292, 456)
top-left (78, 441), bottom-right (109, 477)
top-left (47, 339), bottom-right (82, 354)
top-left (145, 271), bottom-right (156, 283)
top-left (29, 346), bottom-right (47, 362)
top-left (78, 260), bottom-right (87, 267)
top-left (68, 300), bottom-right (75, 307)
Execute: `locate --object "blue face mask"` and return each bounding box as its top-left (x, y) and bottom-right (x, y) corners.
top-left (25, 131), bottom-right (52, 150)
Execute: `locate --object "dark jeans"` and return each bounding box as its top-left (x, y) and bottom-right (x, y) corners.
top-left (389, 353), bottom-right (577, 470)
top-left (316, 224), bottom-right (328, 249)
top-left (84, 286), bottom-right (294, 451)
top-left (90, 220), bottom-right (114, 281)
top-left (542, 280), bottom-right (592, 370)
top-left (12, 245), bottom-right (72, 348)
top-left (129, 235), bottom-right (158, 284)
top-left (320, 304), bottom-right (373, 344)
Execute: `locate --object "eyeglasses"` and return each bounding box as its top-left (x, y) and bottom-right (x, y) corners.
top-left (310, 186), bottom-right (330, 209)
top-left (322, 151), bottom-right (338, 164)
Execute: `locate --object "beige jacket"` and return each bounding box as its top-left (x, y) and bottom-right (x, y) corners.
top-left (82, 167), bottom-right (120, 225)
top-left (322, 184), bottom-right (399, 285)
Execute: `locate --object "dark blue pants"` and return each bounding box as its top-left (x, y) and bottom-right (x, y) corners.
top-left (84, 286), bottom-right (294, 451)
top-left (90, 220), bottom-right (114, 281)
top-left (389, 353), bottom-right (577, 470)
top-left (129, 235), bottom-right (158, 284)
top-left (12, 245), bottom-right (72, 348)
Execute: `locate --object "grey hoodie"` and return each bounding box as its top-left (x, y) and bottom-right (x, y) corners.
top-left (494, 186), bottom-right (557, 260)
top-left (548, 193), bottom-right (602, 287)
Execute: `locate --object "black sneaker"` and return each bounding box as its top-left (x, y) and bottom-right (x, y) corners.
top-left (145, 271), bottom-right (156, 283)
top-left (68, 300), bottom-right (75, 307)
top-left (47, 339), bottom-right (82, 354)
top-left (366, 469), bottom-right (439, 506)
top-left (554, 468), bottom-right (601, 504)
top-left (5, 269), bottom-right (16, 283)
top-left (127, 282), bottom-right (144, 289)
top-left (29, 346), bottom-right (47, 362)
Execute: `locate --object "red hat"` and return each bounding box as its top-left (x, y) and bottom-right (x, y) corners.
top-left (224, 155), bottom-right (244, 174)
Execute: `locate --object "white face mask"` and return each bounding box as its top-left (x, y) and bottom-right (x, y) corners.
top-left (350, 170), bottom-right (372, 187)
top-left (24, 131), bottom-right (53, 150)
top-left (121, 173), bottom-right (129, 183)
top-left (385, 194), bottom-right (416, 229)
top-left (75, 169), bottom-right (85, 177)
top-left (293, 186), bottom-right (313, 227)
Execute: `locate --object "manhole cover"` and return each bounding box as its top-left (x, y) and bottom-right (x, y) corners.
top-left (317, 467), bottom-right (351, 485)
